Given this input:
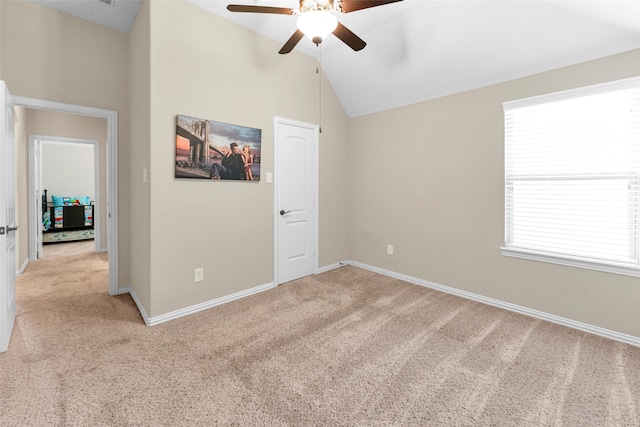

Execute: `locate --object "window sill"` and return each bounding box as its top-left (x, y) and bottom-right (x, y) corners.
top-left (500, 247), bottom-right (640, 278)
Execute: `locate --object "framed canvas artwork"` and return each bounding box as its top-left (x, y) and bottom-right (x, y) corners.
top-left (175, 114), bottom-right (261, 181)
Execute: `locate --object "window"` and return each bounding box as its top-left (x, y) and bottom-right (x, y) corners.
top-left (502, 77), bottom-right (640, 277)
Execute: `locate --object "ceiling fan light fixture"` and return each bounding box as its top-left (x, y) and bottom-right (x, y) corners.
top-left (296, 11), bottom-right (338, 45)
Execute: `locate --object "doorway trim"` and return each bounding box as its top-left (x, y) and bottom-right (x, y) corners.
top-left (15, 96), bottom-right (118, 296)
top-left (273, 116), bottom-right (319, 286)
top-left (29, 136), bottom-right (102, 259)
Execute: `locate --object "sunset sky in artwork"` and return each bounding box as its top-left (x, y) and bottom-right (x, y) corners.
top-left (176, 135), bottom-right (189, 151)
top-left (176, 135), bottom-right (190, 158)
top-left (176, 114), bottom-right (262, 162)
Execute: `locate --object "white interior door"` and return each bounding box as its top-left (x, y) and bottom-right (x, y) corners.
top-left (275, 118), bottom-right (318, 285)
top-left (1, 81), bottom-right (16, 353)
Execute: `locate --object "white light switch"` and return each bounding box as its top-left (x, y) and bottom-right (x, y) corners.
top-left (266, 172), bottom-right (273, 183)
top-left (143, 168), bottom-right (147, 183)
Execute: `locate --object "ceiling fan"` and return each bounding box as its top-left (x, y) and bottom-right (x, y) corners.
top-left (227, 0), bottom-right (403, 54)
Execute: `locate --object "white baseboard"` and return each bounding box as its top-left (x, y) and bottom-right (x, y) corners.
top-left (345, 260), bottom-right (640, 348)
top-left (123, 282), bottom-right (277, 327)
top-left (16, 258), bottom-right (29, 275)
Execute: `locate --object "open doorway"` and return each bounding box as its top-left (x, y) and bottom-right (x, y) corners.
top-left (29, 136), bottom-right (102, 261)
top-left (13, 97), bottom-right (118, 296)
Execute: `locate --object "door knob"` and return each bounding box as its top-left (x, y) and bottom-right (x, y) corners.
top-left (1, 226), bottom-right (18, 234)
top-left (280, 210), bottom-right (291, 216)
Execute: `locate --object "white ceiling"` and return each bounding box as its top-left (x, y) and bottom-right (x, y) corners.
top-left (27, 0), bottom-right (640, 117)
top-left (29, 0), bottom-right (142, 33)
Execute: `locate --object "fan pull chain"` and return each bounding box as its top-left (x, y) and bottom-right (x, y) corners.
top-left (318, 45), bottom-right (322, 134)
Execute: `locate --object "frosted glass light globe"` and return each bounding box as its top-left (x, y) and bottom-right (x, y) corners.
top-left (296, 11), bottom-right (338, 45)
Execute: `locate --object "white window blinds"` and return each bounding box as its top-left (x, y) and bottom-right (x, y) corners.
top-left (503, 77), bottom-right (640, 276)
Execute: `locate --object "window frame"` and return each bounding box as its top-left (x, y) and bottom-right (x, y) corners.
top-left (501, 76), bottom-right (640, 278)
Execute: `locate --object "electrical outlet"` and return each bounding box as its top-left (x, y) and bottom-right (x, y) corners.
top-left (194, 267), bottom-right (204, 283)
top-left (387, 244), bottom-right (394, 255)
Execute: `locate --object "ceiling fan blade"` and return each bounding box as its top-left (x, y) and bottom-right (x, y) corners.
top-left (227, 5), bottom-right (295, 15)
top-left (339, 0), bottom-right (403, 14)
top-left (332, 22), bottom-right (366, 51)
top-left (279, 30), bottom-right (305, 54)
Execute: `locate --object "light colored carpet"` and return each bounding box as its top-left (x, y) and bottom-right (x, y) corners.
top-left (41, 240), bottom-right (96, 259)
top-left (1, 253), bottom-right (639, 426)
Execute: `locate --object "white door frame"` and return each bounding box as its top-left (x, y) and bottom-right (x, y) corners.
top-left (273, 116), bottom-right (319, 286)
top-left (29, 136), bottom-right (102, 259)
top-left (15, 96), bottom-right (118, 296)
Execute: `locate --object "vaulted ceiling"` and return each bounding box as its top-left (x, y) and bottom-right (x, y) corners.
top-left (28, 0), bottom-right (640, 117)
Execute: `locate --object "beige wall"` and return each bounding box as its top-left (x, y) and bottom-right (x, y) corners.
top-left (0, 0), bottom-right (130, 287)
top-left (318, 72), bottom-right (351, 267)
top-left (349, 49), bottom-right (640, 337)
top-left (128, 0), bottom-right (151, 313)
top-left (146, 1), bottom-right (350, 317)
top-left (41, 143), bottom-right (95, 201)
